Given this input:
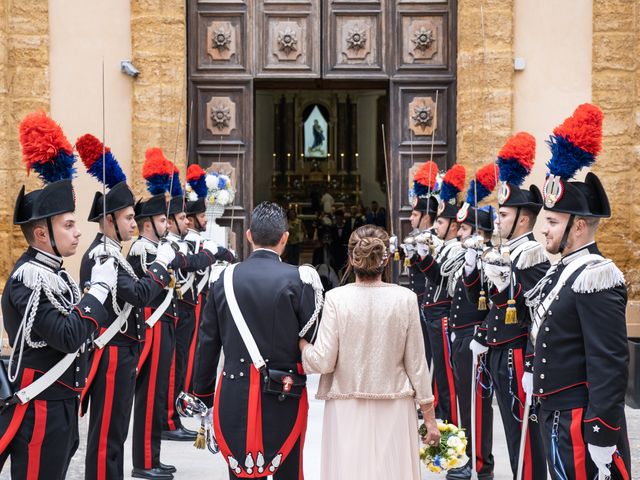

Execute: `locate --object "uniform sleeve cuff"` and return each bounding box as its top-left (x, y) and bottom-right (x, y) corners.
top-left (147, 263), bottom-right (170, 287)
top-left (583, 417), bottom-right (621, 446)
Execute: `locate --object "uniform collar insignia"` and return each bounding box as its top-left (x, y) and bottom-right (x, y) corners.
top-left (561, 241), bottom-right (597, 265)
top-left (139, 235), bottom-right (159, 246)
top-left (507, 231), bottom-right (534, 249)
top-left (29, 247), bottom-right (63, 270)
top-left (99, 233), bottom-right (122, 251)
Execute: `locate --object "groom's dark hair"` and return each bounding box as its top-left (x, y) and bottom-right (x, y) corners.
top-left (250, 201), bottom-right (288, 247)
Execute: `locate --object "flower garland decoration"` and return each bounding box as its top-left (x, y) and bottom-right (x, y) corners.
top-left (185, 170), bottom-right (235, 207)
top-left (419, 422), bottom-right (468, 473)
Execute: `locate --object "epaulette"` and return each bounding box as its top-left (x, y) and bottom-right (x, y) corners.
top-left (572, 258), bottom-right (625, 294)
top-left (515, 242), bottom-right (548, 270)
top-left (298, 264), bottom-right (324, 339)
top-left (11, 262), bottom-right (69, 295)
top-left (128, 239), bottom-right (157, 257)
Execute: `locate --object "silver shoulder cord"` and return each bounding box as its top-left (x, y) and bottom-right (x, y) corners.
top-left (8, 265), bottom-right (80, 382)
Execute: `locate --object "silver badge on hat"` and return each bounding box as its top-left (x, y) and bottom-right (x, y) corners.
top-left (497, 182), bottom-right (511, 205)
top-left (543, 175), bottom-right (564, 208)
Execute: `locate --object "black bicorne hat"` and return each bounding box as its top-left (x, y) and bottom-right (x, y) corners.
top-left (413, 196), bottom-right (439, 217)
top-left (456, 205), bottom-right (494, 232)
top-left (436, 201), bottom-right (460, 220)
top-left (13, 179), bottom-right (75, 225)
top-left (88, 181), bottom-right (135, 222)
top-left (497, 183), bottom-right (543, 214)
top-left (185, 197), bottom-right (206, 216)
top-left (543, 172), bottom-right (610, 218)
top-left (134, 194), bottom-right (167, 220)
top-left (168, 195), bottom-right (186, 216)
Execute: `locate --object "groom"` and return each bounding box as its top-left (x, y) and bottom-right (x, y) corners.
top-left (191, 201), bottom-right (323, 479)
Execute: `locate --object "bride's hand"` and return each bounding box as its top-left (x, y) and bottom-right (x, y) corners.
top-left (299, 338), bottom-right (309, 351)
top-left (419, 403), bottom-right (441, 447)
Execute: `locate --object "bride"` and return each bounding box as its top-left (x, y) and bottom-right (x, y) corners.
top-left (300, 225), bottom-right (440, 480)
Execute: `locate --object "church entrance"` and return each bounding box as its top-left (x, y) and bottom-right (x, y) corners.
top-left (187, 1), bottom-right (457, 260)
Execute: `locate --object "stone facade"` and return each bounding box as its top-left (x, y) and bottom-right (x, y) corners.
top-left (456, 0), bottom-right (514, 176)
top-left (0, 0), bottom-right (50, 291)
top-left (592, 0), bottom-right (640, 301)
top-left (130, 0), bottom-right (187, 198)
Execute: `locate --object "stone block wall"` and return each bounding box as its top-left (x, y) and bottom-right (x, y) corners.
top-left (592, 0), bottom-right (640, 300)
top-left (0, 0), bottom-right (50, 290)
top-left (130, 0), bottom-right (187, 198)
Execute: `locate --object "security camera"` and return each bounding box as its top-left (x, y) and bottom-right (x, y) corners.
top-left (120, 61), bottom-right (140, 78)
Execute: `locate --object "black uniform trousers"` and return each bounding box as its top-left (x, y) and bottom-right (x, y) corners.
top-left (165, 301), bottom-right (196, 431)
top-left (228, 436), bottom-right (304, 480)
top-left (451, 331), bottom-right (494, 478)
top-left (425, 314), bottom-right (457, 426)
top-left (84, 343), bottom-right (139, 480)
top-left (133, 319), bottom-right (175, 470)
top-left (487, 340), bottom-right (546, 480)
top-left (0, 397), bottom-right (79, 479)
top-left (538, 405), bottom-right (631, 480)
top-left (184, 293), bottom-right (205, 393)
top-left (418, 305), bottom-right (433, 367)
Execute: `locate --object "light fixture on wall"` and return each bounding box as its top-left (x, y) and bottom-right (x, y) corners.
top-left (120, 60), bottom-right (140, 78)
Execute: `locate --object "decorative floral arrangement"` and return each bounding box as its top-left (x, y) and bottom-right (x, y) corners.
top-left (184, 165), bottom-right (235, 207)
top-left (419, 422), bottom-right (468, 474)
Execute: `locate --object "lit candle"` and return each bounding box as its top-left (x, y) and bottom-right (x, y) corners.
top-left (354, 152), bottom-right (359, 171)
top-left (273, 153), bottom-right (277, 170)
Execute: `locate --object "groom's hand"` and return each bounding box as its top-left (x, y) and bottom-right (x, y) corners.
top-left (299, 338), bottom-right (310, 351)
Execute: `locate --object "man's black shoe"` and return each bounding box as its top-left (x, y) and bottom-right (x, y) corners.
top-left (131, 467), bottom-right (174, 479)
top-left (446, 464), bottom-right (471, 480)
top-left (159, 463), bottom-right (177, 473)
top-left (161, 426), bottom-right (197, 441)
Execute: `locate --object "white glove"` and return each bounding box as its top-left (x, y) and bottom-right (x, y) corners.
top-left (202, 240), bottom-right (220, 256)
top-left (388, 236), bottom-right (398, 255)
top-left (203, 407), bottom-right (214, 428)
top-left (416, 242), bottom-right (430, 258)
top-left (177, 240), bottom-right (189, 255)
top-left (464, 248), bottom-right (478, 273)
top-left (155, 241), bottom-right (176, 267)
top-left (402, 244), bottom-right (416, 259)
top-left (469, 339), bottom-right (489, 357)
top-left (522, 371), bottom-right (533, 397)
top-left (483, 263), bottom-right (511, 292)
top-left (87, 257), bottom-right (117, 303)
top-left (588, 444), bottom-right (616, 477)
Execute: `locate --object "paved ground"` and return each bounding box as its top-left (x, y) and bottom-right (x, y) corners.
top-left (1, 375), bottom-right (638, 479)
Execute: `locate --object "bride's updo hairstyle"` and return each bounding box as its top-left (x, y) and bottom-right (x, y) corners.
top-left (347, 225), bottom-right (390, 278)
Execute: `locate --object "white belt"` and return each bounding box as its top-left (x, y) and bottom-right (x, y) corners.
top-left (15, 352), bottom-right (77, 404)
top-left (145, 289), bottom-right (174, 327)
top-left (93, 304), bottom-right (133, 349)
top-left (196, 270), bottom-right (210, 295)
top-left (179, 273), bottom-right (195, 297)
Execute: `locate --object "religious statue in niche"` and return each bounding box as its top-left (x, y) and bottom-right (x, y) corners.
top-left (304, 106), bottom-right (328, 158)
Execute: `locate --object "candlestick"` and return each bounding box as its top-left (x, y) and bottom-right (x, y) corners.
top-left (354, 152), bottom-right (359, 172)
top-left (272, 153), bottom-right (277, 171)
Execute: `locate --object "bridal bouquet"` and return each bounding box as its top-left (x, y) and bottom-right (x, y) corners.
top-left (419, 422), bottom-right (468, 473)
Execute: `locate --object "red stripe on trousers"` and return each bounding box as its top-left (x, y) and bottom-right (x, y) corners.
top-left (245, 366), bottom-right (264, 463)
top-left (144, 322), bottom-right (162, 469)
top-left (570, 408), bottom-right (586, 480)
top-left (613, 452), bottom-right (629, 480)
top-left (97, 346), bottom-right (119, 480)
top-left (513, 348), bottom-right (532, 480)
top-left (212, 373), bottom-right (235, 463)
top-left (167, 348), bottom-right (177, 431)
top-left (137, 308), bottom-right (154, 375)
top-left (0, 369), bottom-right (35, 454)
top-left (26, 400), bottom-right (47, 479)
top-left (80, 346), bottom-right (105, 416)
top-left (475, 368), bottom-right (484, 473)
top-left (184, 294), bottom-right (202, 392)
top-left (441, 318), bottom-right (457, 426)
top-left (270, 386), bottom-right (309, 473)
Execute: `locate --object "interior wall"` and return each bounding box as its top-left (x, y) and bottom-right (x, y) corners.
top-left (357, 93), bottom-right (386, 207)
top-left (254, 92), bottom-right (275, 204)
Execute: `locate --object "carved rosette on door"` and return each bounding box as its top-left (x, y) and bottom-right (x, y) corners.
top-left (206, 97), bottom-right (236, 136)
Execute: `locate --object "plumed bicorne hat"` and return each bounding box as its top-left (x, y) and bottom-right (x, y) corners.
top-left (456, 162), bottom-right (499, 232)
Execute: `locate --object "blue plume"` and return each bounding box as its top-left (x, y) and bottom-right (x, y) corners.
top-left (413, 180), bottom-right (430, 197)
top-left (189, 176), bottom-right (208, 199)
top-left (218, 176), bottom-right (227, 189)
top-left (546, 135), bottom-right (596, 179)
top-left (440, 182), bottom-right (459, 204)
top-left (170, 173), bottom-right (183, 196)
top-left (146, 174), bottom-right (170, 195)
top-left (497, 157), bottom-right (529, 186)
top-left (86, 151), bottom-right (127, 189)
top-left (465, 180), bottom-right (492, 206)
top-left (31, 150), bottom-right (76, 184)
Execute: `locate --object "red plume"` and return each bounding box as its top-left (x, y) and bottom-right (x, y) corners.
top-left (142, 147), bottom-right (172, 179)
top-left (187, 164), bottom-right (206, 182)
top-left (497, 132), bottom-right (536, 172)
top-left (553, 103), bottom-right (603, 156)
top-left (413, 161), bottom-right (438, 189)
top-left (19, 111), bottom-right (73, 173)
top-left (476, 163), bottom-right (498, 191)
top-left (443, 164), bottom-right (466, 191)
top-left (75, 133), bottom-right (110, 169)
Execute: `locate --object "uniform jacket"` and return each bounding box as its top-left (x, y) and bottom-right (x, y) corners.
top-left (466, 233), bottom-right (549, 349)
top-left (529, 242), bottom-right (628, 447)
top-left (79, 234), bottom-right (170, 345)
top-left (1, 248), bottom-right (108, 400)
top-left (417, 238), bottom-right (461, 322)
top-left (192, 249), bottom-right (320, 478)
